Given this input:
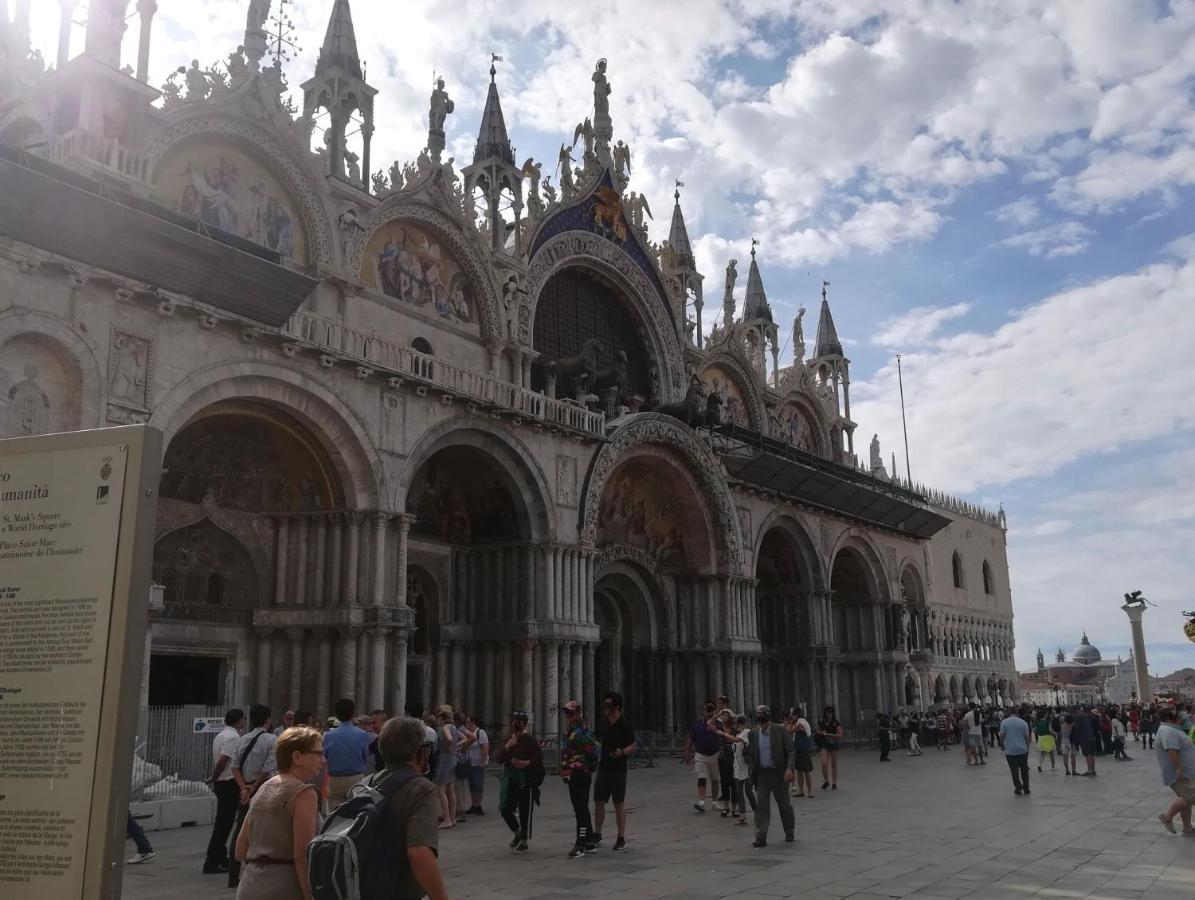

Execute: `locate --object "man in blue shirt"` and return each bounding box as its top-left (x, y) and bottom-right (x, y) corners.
top-left (323, 697), bottom-right (374, 809)
top-left (1155, 706), bottom-right (1195, 835)
top-left (999, 708), bottom-right (1032, 795)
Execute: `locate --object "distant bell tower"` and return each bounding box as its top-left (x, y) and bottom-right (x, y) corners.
top-left (738, 240), bottom-right (779, 385)
top-left (809, 281), bottom-right (855, 460)
top-left (461, 57), bottom-right (524, 252)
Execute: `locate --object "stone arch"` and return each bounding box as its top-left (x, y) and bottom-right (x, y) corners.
top-left (146, 114), bottom-right (335, 267)
top-left (934, 674), bottom-right (946, 704)
top-left (771, 391), bottom-right (832, 458)
top-left (149, 361), bottom-right (383, 509)
top-left (526, 231), bottom-right (684, 401)
top-left (350, 199), bottom-right (503, 341)
top-left (829, 533), bottom-right (891, 605)
top-left (579, 413), bottom-right (742, 573)
top-left (952, 550), bottom-right (966, 589)
top-left (0, 309), bottom-right (104, 430)
top-left (949, 674), bottom-right (960, 703)
top-left (699, 352), bottom-right (767, 430)
top-left (395, 417), bottom-right (555, 542)
top-left (153, 517), bottom-right (260, 609)
top-left (0, 107), bottom-right (47, 150)
top-left (753, 510), bottom-right (827, 592)
top-left (898, 561), bottom-right (927, 606)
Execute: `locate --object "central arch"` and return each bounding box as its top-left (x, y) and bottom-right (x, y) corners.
top-left (592, 558), bottom-right (666, 730)
top-left (829, 538), bottom-right (888, 725)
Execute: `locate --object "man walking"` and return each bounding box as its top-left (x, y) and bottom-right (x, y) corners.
top-left (877, 711), bottom-right (892, 762)
top-left (684, 701), bottom-right (723, 812)
top-left (227, 704), bottom-right (276, 889)
top-left (202, 707), bottom-right (243, 874)
top-left (1155, 706), bottom-right (1195, 835)
top-left (745, 705), bottom-right (796, 848)
top-left (1071, 705), bottom-right (1098, 776)
top-left (593, 691), bottom-right (636, 851)
top-left (999, 707), bottom-right (1031, 796)
top-left (323, 697), bottom-right (374, 808)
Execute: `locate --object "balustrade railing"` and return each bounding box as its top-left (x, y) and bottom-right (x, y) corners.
top-left (283, 310), bottom-right (606, 437)
top-left (44, 128), bottom-right (150, 182)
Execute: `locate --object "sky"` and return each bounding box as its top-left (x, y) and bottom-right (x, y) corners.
top-left (23, 0), bottom-right (1195, 677)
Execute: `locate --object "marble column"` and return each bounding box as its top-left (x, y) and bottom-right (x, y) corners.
top-left (338, 628), bottom-right (358, 701)
top-left (874, 665), bottom-right (885, 713)
top-left (316, 635), bottom-right (331, 717)
top-left (542, 641), bottom-right (559, 727)
top-left (521, 547), bottom-right (535, 621)
top-left (255, 628), bottom-right (272, 706)
top-left (570, 642), bottom-right (584, 711)
top-left (501, 643), bottom-right (515, 724)
top-left (312, 515), bottom-right (327, 608)
top-left (451, 641), bottom-right (465, 707)
top-left (330, 515), bottom-right (344, 606)
top-left (344, 513), bottom-right (362, 606)
top-left (391, 631), bottom-right (408, 715)
top-left (369, 627), bottom-right (387, 711)
top-left (372, 513), bottom-right (390, 606)
top-left (521, 641), bottom-right (535, 725)
top-left (434, 641), bottom-right (448, 707)
top-left (483, 642), bottom-right (497, 728)
top-left (286, 628), bottom-right (304, 710)
top-left (395, 515), bottom-right (412, 606)
top-left (663, 653), bottom-right (676, 732)
top-left (537, 548), bottom-right (551, 620)
top-left (272, 518), bottom-right (289, 606)
top-left (293, 517), bottom-right (308, 607)
top-left (583, 643), bottom-right (596, 717)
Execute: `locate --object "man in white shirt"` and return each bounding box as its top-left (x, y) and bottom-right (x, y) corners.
top-left (227, 704), bottom-right (277, 889)
top-left (1155, 707), bottom-right (1195, 835)
top-left (272, 709), bottom-right (295, 736)
top-left (202, 708), bottom-right (244, 875)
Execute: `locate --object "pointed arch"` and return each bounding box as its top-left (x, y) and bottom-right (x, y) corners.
top-left (952, 550), bottom-right (966, 589)
top-left (699, 352), bottom-right (767, 431)
top-left (982, 560), bottom-right (994, 595)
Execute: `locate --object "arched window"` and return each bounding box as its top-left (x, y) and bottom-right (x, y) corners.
top-left (952, 551), bottom-right (965, 589)
top-left (411, 337), bottom-right (434, 355)
top-left (410, 338), bottom-right (434, 380)
top-left (982, 560), bottom-right (994, 595)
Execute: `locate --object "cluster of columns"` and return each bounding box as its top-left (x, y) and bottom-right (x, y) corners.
top-left (930, 620), bottom-right (1014, 663)
top-left (446, 543), bottom-right (597, 626)
top-left (252, 511), bottom-right (415, 717)
top-left (416, 637), bottom-right (598, 735)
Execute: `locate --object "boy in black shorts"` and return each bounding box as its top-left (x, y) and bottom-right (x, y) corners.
top-left (593, 692), bottom-right (637, 851)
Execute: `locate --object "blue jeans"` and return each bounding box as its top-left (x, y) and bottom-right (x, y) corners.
top-left (466, 764), bottom-right (486, 798)
top-left (127, 814), bottom-right (153, 855)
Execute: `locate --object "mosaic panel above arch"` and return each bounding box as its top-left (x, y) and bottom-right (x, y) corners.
top-left (159, 401), bottom-right (340, 512)
top-left (360, 220), bottom-right (477, 330)
top-left (773, 399), bottom-right (824, 456)
top-left (151, 140), bottom-right (309, 264)
top-left (700, 364), bottom-right (752, 428)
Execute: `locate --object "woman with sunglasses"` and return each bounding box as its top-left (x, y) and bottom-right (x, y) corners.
top-left (234, 725), bottom-right (323, 900)
top-left (495, 710), bottom-right (542, 852)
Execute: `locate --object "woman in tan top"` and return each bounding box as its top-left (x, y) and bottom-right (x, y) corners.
top-left (235, 725), bottom-right (323, 900)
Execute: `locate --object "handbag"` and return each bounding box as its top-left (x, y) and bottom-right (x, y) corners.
top-left (454, 758), bottom-right (471, 780)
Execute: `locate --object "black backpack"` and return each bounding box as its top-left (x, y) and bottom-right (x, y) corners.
top-left (307, 768), bottom-right (419, 900)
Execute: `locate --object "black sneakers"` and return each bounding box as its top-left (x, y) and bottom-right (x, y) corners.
top-left (590, 832), bottom-right (603, 845)
top-left (613, 836), bottom-right (627, 851)
top-left (514, 839), bottom-right (529, 853)
top-left (509, 833), bottom-right (523, 849)
top-left (567, 845), bottom-right (586, 859)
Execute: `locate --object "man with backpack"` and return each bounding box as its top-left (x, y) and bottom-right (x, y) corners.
top-left (226, 704), bottom-right (276, 889)
top-left (308, 716), bottom-right (448, 900)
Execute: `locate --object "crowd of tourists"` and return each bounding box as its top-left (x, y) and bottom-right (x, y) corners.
top-left (122, 693), bottom-right (1194, 899)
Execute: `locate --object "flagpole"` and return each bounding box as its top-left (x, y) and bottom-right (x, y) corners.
top-left (896, 354), bottom-right (912, 483)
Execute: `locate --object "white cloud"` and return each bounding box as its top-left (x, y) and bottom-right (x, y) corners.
top-left (1000, 220), bottom-right (1093, 258)
top-left (873, 302), bottom-right (972, 348)
top-left (995, 198), bottom-right (1040, 227)
top-left (853, 237), bottom-right (1195, 494)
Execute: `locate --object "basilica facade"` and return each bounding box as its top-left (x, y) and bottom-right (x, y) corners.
top-left (0, 0), bottom-right (1019, 732)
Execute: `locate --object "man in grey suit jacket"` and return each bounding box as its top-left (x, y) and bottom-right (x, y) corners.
top-left (744, 705), bottom-right (796, 847)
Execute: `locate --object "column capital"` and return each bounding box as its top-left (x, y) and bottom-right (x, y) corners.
top-left (394, 513), bottom-right (415, 530)
top-left (372, 510), bottom-right (393, 524)
top-left (284, 626), bottom-right (305, 642)
top-left (345, 510), bottom-right (366, 526)
top-left (340, 625), bottom-right (364, 640)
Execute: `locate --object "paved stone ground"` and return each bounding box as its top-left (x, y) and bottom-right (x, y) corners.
top-left (123, 743), bottom-right (1194, 899)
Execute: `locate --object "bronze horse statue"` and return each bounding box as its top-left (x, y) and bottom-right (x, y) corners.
top-left (591, 349), bottom-right (628, 399)
top-left (548, 338), bottom-right (602, 397)
top-left (703, 390), bottom-right (724, 428)
top-left (646, 376), bottom-right (707, 428)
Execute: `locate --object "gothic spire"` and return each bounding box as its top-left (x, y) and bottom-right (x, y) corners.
top-left (668, 184), bottom-right (695, 271)
top-left (473, 56), bottom-right (515, 166)
top-left (814, 280), bottom-right (843, 357)
top-left (315, 0), bottom-right (362, 80)
top-left (742, 239), bottom-right (771, 322)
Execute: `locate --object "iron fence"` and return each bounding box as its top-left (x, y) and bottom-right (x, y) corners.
top-left (131, 705), bottom-right (224, 801)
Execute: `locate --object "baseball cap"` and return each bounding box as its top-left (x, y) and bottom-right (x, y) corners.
top-left (562, 699), bottom-right (581, 713)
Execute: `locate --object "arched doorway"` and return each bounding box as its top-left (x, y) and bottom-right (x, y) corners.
top-left (829, 544), bottom-right (884, 724)
top-left (151, 400), bottom-right (343, 708)
top-left (904, 667), bottom-right (920, 708)
top-left (755, 526), bottom-right (814, 710)
top-left (592, 563), bottom-right (661, 730)
top-left (934, 674), bottom-right (946, 706)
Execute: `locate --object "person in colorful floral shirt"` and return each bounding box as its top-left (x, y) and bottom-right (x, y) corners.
top-left (559, 699), bottom-right (600, 858)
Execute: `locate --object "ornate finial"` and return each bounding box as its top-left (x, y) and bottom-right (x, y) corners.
top-left (490, 52), bottom-right (502, 81)
top-left (265, 0), bottom-right (300, 68)
top-left (751, 237), bottom-right (759, 258)
top-left (822, 279), bottom-right (830, 302)
top-left (675, 178), bottom-right (684, 201)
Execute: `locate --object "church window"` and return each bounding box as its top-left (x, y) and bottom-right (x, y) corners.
top-left (982, 560), bottom-right (994, 595)
top-left (952, 551), bottom-right (965, 589)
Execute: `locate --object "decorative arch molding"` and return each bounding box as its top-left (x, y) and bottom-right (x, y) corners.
top-left (393, 416), bottom-right (557, 542)
top-left (526, 231), bottom-right (684, 401)
top-left (579, 413), bottom-right (742, 573)
top-left (0, 307), bottom-right (106, 427)
top-left (828, 530), bottom-right (892, 604)
top-left (593, 555), bottom-right (668, 651)
top-left (145, 114), bottom-right (335, 267)
top-left (897, 558), bottom-right (928, 606)
top-left (0, 101), bottom-right (49, 146)
top-left (148, 361), bottom-right (383, 509)
top-left (771, 390), bottom-right (832, 459)
top-left (348, 198), bottom-right (503, 341)
top-left (699, 351), bottom-right (767, 431)
top-left (751, 509), bottom-right (827, 592)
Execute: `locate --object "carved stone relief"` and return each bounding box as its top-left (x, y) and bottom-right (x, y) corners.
top-left (556, 454), bottom-right (577, 508)
top-left (107, 329), bottom-right (151, 414)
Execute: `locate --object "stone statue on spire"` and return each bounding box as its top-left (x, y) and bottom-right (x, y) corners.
top-left (793, 306), bottom-right (806, 361)
top-left (722, 259), bottom-right (738, 328)
top-left (246, 0), bottom-right (272, 33)
top-left (428, 75), bottom-right (453, 160)
top-left (243, 0), bottom-right (272, 69)
top-left (593, 58), bottom-right (611, 116)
